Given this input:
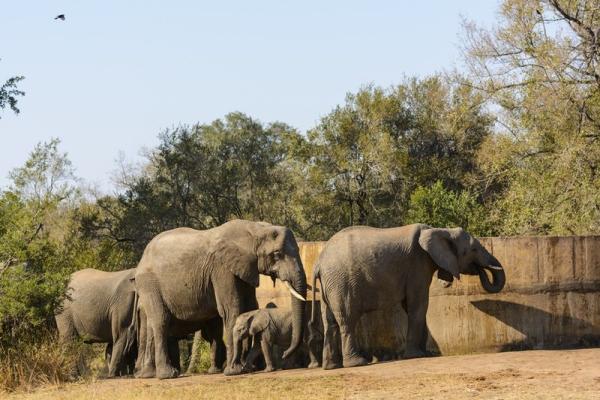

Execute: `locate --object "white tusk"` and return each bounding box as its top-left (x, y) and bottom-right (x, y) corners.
top-left (486, 265), bottom-right (504, 271)
top-left (284, 281), bottom-right (306, 302)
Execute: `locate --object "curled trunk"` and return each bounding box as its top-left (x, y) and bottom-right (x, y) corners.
top-left (478, 256), bottom-right (506, 293)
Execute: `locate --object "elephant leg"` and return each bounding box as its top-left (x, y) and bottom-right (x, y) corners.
top-left (307, 351), bottom-right (320, 369)
top-left (242, 336), bottom-right (262, 372)
top-left (108, 312), bottom-right (129, 378)
top-left (152, 320), bottom-right (177, 379)
top-left (404, 291), bottom-right (429, 359)
top-left (338, 316), bottom-right (368, 368)
top-left (56, 309), bottom-right (77, 343)
top-left (105, 343), bottom-right (113, 371)
top-left (200, 317), bottom-right (226, 374)
top-left (307, 335), bottom-right (321, 368)
top-left (217, 279), bottom-right (256, 376)
top-left (56, 311), bottom-right (84, 377)
top-left (168, 338), bottom-right (181, 372)
top-left (139, 329), bottom-right (156, 378)
top-left (306, 318), bottom-right (322, 368)
top-left (107, 337), bottom-right (127, 377)
top-left (321, 301), bottom-right (342, 370)
top-left (122, 346), bottom-right (137, 376)
top-left (222, 315), bottom-right (243, 375)
top-left (260, 335), bottom-right (275, 372)
top-left (135, 307), bottom-right (154, 378)
top-left (137, 282), bottom-right (177, 379)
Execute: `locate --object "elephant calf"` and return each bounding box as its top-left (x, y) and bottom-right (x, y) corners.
top-left (313, 224), bottom-right (506, 369)
top-left (233, 304), bottom-right (322, 372)
top-left (55, 268), bottom-right (138, 377)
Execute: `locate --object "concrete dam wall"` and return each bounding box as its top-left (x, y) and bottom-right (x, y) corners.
top-left (256, 236), bottom-right (600, 357)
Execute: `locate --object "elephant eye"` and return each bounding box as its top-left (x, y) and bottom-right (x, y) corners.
top-left (273, 250), bottom-right (282, 261)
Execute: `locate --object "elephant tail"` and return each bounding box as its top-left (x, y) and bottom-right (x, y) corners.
top-left (310, 263), bottom-right (320, 329)
top-left (124, 289), bottom-right (139, 357)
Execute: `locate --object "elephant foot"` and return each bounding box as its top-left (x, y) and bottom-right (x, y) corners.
top-left (224, 363), bottom-right (244, 376)
top-left (135, 366), bottom-right (156, 379)
top-left (307, 361), bottom-right (320, 369)
top-left (263, 366), bottom-right (275, 373)
top-left (403, 349), bottom-right (427, 359)
top-left (207, 366), bottom-right (223, 374)
top-left (322, 360), bottom-right (342, 370)
top-left (241, 366), bottom-right (253, 374)
top-left (343, 355), bottom-right (369, 368)
top-left (156, 365), bottom-right (179, 380)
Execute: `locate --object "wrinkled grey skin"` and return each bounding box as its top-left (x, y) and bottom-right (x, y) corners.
top-left (134, 308), bottom-right (226, 377)
top-left (312, 224), bottom-right (506, 369)
top-left (55, 268), bottom-right (137, 377)
top-left (233, 305), bottom-right (322, 372)
top-left (134, 219), bottom-right (307, 379)
top-left (105, 341), bottom-right (137, 376)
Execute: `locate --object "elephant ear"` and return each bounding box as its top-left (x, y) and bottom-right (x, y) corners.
top-left (216, 239), bottom-right (260, 287)
top-left (249, 312), bottom-right (271, 336)
top-left (418, 228), bottom-right (460, 279)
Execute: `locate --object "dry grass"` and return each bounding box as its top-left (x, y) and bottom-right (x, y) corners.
top-left (5, 349), bottom-right (600, 400)
top-left (7, 370), bottom-right (600, 400)
top-left (0, 336), bottom-right (102, 394)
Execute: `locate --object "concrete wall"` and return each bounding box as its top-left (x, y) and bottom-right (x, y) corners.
top-left (256, 236), bottom-right (600, 357)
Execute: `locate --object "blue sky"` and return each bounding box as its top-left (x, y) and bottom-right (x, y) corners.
top-left (0, 1), bottom-right (498, 191)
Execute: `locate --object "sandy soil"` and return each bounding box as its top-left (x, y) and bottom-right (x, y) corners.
top-left (8, 348), bottom-right (600, 400)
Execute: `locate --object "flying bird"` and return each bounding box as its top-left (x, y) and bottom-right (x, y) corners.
top-left (54, 14), bottom-right (65, 21)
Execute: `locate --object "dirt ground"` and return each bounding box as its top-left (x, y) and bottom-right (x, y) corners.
top-left (7, 348), bottom-right (600, 400)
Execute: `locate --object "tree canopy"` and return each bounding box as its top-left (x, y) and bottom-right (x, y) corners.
top-left (0, 60), bottom-right (24, 118)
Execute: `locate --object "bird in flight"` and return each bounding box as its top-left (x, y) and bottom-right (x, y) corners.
top-left (54, 14), bottom-right (65, 21)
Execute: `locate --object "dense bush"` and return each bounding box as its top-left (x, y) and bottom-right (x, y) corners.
top-left (406, 181), bottom-right (490, 236)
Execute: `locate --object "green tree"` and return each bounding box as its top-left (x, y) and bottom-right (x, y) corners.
top-left (0, 60), bottom-right (24, 118)
top-left (0, 140), bottom-right (75, 346)
top-left (0, 139), bottom-right (126, 349)
top-left (301, 78), bottom-right (492, 239)
top-left (9, 138), bottom-right (77, 204)
top-left (82, 112), bottom-right (307, 256)
top-left (406, 181), bottom-right (490, 235)
top-left (463, 0), bottom-right (600, 235)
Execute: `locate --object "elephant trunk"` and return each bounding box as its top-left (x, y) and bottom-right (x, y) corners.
top-left (282, 256), bottom-right (307, 359)
top-left (478, 255), bottom-right (506, 293)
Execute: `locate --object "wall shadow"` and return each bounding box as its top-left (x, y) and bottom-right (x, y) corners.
top-left (471, 299), bottom-right (600, 351)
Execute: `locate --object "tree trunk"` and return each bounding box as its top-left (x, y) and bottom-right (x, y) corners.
top-left (186, 331), bottom-right (203, 374)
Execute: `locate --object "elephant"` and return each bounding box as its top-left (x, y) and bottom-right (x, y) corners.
top-left (105, 342), bottom-right (137, 376)
top-left (55, 268), bottom-right (138, 377)
top-left (134, 308), bottom-right (226, 376)
top-left (134, 219), bottom-right (307, 378)
top-left (311, 224), bottom-right (506, 370)
top-left (232, 303), bottom-right (322, 372)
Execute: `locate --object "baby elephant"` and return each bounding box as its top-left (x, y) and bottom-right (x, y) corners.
top-left (233, 306), bottom-right (321, 372)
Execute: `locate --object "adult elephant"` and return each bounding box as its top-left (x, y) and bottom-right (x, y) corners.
top-left (311, 224), bottom-right (506, 369)
top-left (55, 268), bottom-right (138, 377)
top-left (134, 219), bottom-right (307, 378)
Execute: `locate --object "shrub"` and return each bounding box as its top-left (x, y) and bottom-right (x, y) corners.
top-left (0, 332), bottom-right (82, 392)
top-left (406, 180), bottom-right (491, 235)
top-left (183, 336), bottom-right (213, 374)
